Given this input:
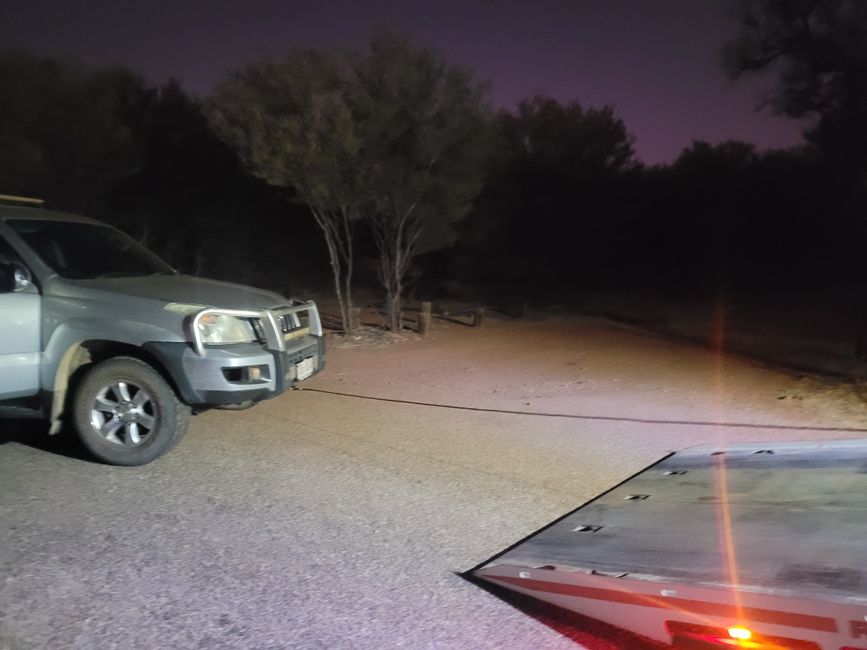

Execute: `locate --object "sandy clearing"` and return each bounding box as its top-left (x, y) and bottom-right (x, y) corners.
top-left (310, 313), bottom-right (867, 433)
top-left (2, 312), bottom-right (865, 649)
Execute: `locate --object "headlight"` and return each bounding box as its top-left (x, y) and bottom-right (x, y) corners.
top-left (195, 313), bottom-right (257, 345)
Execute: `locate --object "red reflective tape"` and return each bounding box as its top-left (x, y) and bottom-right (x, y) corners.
top-left (486, 575), bottom-right (838, 634)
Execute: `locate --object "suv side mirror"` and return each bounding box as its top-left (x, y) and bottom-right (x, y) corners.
top-left (0, 261), bottom-right (32, 293)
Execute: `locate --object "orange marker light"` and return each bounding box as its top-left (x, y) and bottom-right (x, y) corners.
top-left (728, 626), bottom-right (752, 641)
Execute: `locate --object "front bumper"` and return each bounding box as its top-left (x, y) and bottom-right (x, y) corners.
top-left (145, 335), bottom-right (325, 407)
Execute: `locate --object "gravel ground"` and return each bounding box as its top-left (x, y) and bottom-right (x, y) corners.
top-left (2, 314), bottom-right (866, 649)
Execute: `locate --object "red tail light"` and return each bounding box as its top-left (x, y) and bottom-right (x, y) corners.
top-left (666, 621), bottom-right (820, 650)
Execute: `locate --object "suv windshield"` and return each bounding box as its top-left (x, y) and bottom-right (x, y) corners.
top-left (7, 219), bottom-right (175, 279)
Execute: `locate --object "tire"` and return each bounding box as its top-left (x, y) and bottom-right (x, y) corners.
top-left (71, 356), bottom-right (190, 466)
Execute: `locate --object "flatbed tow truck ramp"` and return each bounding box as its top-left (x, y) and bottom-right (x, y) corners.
top-left (468, 440), bottom-right (867, 649)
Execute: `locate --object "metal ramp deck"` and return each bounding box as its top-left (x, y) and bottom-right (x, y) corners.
top-left (471, 439), bottom-right (867, 648)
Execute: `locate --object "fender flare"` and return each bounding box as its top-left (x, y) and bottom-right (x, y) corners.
top-left (42, 320), bottom-right (185, 434)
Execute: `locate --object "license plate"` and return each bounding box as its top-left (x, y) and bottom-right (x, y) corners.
top-left (295, 357), bottom-right (315, 381)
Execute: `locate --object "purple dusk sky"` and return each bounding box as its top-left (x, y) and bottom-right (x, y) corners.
top-left (0, 0), bottom-right (807, 164)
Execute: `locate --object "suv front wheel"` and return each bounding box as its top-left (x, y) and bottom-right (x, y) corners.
top-left (72, 356), bottom-right (190, 465)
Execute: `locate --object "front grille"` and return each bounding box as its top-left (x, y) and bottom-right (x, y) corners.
top-left (280, 313), bottom-right (301, 333)
top-left (285, 341), bottom-right (317, 365)
top-left (262, 301), bottom-right (322, 353)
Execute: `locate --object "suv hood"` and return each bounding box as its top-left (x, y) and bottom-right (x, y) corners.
top-left (68, 274), bottom-right (288, 311)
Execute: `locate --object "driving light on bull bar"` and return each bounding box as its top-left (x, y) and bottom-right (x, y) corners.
top-left (196, 313), bottom-right (256, 345)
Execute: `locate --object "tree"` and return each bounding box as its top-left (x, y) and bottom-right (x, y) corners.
top-left (455, 97), bottom-right (637, 298)
top-left (500, 96), bottom-right (636, 171)
top-left (209, 37), bottom-right (492, 333)
top-left (724, 0), bottom-right (867, 340)
top-left (207, 50), bottom-right (364, 333)
top-left (0, 50), bottom-right (142, 211)
top-left (724, 0), bottom-right (867, 171)
top-left (111, 80), bottom-right (290, 282)
top-left (357, 36), bottom-right (494, 331)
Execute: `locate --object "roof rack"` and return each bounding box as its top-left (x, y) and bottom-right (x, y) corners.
top-left (0, 194), bottom-right (45, 206)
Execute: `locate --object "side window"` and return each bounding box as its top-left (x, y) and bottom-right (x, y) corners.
top-left (0, 235), bottom-right (19, 292)
top-left (0, 234), bottom-right (23, 264)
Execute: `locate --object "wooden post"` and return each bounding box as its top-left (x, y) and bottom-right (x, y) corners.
top-left (421, 301), bottom-right (432, 316)
top-left (418, 312), bottom-right (431, 336)
top-left (472, 307), bottom-right (485, 328)
top-left (350, 307), bottom-right (362, 331)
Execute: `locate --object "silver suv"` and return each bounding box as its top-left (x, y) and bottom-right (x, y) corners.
top-left (0, 197), bottom-right (324, 465)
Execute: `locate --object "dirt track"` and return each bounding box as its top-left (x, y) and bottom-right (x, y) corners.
top-left (2, 314), bottom-right (866, 649)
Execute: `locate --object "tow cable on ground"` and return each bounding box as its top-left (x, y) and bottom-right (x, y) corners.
top-left (293, 387), bottom-right (867, 433)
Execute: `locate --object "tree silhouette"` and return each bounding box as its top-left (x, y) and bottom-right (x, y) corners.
top-left (208, 49), bottom-right (364, 333)
top-left (110, 80), bottom-right (294, 282)
top-left (501, 97), bottom-right (636, 171)
top-left (0, 49), bottom-right (142, 211)
top-left (724, 0), bottom-right (867, 172)
top-left (358, 36), bottom-right (493, 331)
top-left (457, 97), bottom-right (637, 298)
